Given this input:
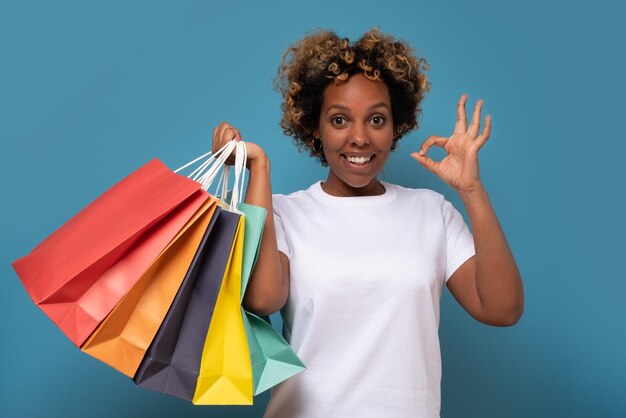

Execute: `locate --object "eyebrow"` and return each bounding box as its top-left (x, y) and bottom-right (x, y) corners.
top-left (325, 102), bottom-right (390, 114)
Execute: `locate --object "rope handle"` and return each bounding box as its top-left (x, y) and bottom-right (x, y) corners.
top-left (174, 139), bottom-right (247, 210)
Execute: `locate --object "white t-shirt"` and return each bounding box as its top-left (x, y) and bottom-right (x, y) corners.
top-left (264, 181), bottom-right (475, 418)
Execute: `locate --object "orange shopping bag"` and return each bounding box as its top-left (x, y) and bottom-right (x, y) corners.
top-left (81, 197), bottom-right (218, 377)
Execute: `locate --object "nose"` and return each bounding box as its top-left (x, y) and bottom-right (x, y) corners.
top-left (348, 123), bottom-right (369, 146)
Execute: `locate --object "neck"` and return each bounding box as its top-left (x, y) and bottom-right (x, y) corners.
top-left (321, 175), bottom-right (385, 197)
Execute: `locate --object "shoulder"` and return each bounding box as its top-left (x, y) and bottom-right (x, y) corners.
top-left (272, 182), bottom-right (319, 213)
top-left (384, 182), bottom-right (445, 206)
top-left (272, 188), bottom-right (311, 203)
top-left (384, 182), bottom-right (459, 224)
top-left (272, 185), bottom-right (314, 203)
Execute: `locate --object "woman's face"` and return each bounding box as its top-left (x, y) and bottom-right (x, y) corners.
top-left (316, 73), bottom-right (394, 196)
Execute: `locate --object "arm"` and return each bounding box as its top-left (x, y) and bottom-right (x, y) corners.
top-left (242, 155), bottom-right (290, 315)
top-left (212, 122), bottom-right (289, 315)
top-left (447, 187), bottom-right (523, 326)
top-left (412, 95), bottom-right (524, 326)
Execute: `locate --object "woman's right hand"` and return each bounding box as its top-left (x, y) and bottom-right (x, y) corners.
top-left (212, 122), bottom-right (267, 169)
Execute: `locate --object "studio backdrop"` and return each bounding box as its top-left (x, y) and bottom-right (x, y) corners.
top-left (1, 1), bottom-right (625, 417)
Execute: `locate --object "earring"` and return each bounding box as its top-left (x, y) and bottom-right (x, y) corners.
top-left (313, 138), bottom-right (323, 153)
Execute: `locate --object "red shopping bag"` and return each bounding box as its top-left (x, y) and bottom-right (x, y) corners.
top-left (12, 158), bottom-right (207, 346)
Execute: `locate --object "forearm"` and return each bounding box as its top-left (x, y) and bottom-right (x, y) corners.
top-left (241, 155), bottom-right (288, 315)
top-left (459, 186), bottom-right (524, 323)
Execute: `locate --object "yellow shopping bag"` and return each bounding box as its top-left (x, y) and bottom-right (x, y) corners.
top-left (192, 215), bottom-right (253, 405)
top-left (81, 197), bottom-right (218, 377)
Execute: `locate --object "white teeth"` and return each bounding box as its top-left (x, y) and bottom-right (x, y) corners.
top-left (346, 155), bottom-right (372, 164)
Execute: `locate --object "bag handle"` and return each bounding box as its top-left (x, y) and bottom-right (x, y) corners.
top-left (216, 141), bottom-right (247, 211)
top-left (175, 140), bottom-right (247, 211)
top-left (174, 140), bottom-right (236, 184)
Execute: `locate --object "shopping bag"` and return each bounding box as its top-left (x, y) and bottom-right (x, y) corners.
top-left (237, 202), bottom-right (305, 395)
top-left (242, 312), bottom-right (306, 395)
top-left (208, 143), bottom-right (305, 397)
top-left (238, 202), bottom-right (266, 300)
top-left (12, 159), bottom-right (206, 346)
top-left (134, 140), bottom-right (247, 401)
top-left (182, 141), bottom-right (252, 405)
top-left (81, 197), bottom-right (218, 377)
top-left (133, 206), bottom-right (242, 400)
top-left (193, 214), bottom-right (253, 405)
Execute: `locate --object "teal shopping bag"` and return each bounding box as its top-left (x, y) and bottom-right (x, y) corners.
top-left (237, 202), bottom-right (306, 395)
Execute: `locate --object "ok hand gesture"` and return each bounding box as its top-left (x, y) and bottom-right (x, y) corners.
top-left (412, 95), bottom-right (491, 194)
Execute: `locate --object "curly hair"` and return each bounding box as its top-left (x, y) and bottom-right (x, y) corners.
top-left (275, 28), bottom-right (430, 165)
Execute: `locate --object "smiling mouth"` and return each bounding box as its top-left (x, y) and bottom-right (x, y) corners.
top-left (342, 155), bottom-right (374, 166)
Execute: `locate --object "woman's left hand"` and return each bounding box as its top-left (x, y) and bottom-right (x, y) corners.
top-left (411, 95), bottom-right (491, 195)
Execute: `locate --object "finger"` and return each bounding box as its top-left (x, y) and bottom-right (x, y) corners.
top-left (454, 94), bottom-right (468, 133)
top-left (474, 114), bottom-right (492, 150)
top-left (215, 122), bottom-right (230, 146)
top-left (467, 99), bottom-right (484, 138)
top-left (411, 152), bottom-right (440, 175)
top-left (224, 127), bottom-right (242, 142)
top-left (419, 135), bottom-right (449, 155)
top-left (214, 123), bottom-right (231, 153)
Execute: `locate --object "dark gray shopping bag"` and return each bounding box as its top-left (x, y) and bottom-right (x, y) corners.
top-left (133, 207), bottom-right (242, 400)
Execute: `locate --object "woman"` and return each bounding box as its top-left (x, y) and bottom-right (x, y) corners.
top-left (212, 29), bottom-right (523, 418)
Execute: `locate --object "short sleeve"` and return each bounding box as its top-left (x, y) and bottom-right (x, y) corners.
top-left (442, 198), bottom-right (475, 281)
top-left (272, 196), bottom-right (291, 258)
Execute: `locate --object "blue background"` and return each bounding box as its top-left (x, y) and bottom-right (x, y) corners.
top-left (1, 0), bottom-right (624, 417)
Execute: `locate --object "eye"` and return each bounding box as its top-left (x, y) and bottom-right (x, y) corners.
top-left (331, 116), bottom-right (347, 126)
top-left (371, 115), bottom-right (386, 126)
